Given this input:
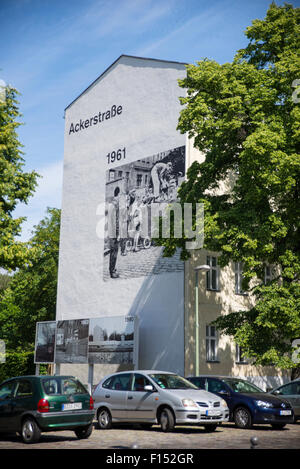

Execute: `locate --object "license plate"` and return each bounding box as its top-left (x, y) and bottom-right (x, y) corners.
top-left (280, 410), bottom-right (292, 416)
top-left (206, 410), bottom-right (221, 417)
top-left (62, 402), bottom-right (82, 411)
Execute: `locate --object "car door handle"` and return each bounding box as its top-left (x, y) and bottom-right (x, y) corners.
top-left (128, 396), bottom-right (133, 400)
top-left (105, 394), bottom-right (111, 399)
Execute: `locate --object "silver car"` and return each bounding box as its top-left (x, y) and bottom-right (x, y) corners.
top-left (93, 370), bottom-right (229, 432)
top-left (270, 379), bottom-right (300, 422)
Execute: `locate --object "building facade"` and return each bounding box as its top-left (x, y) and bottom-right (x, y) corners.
top-left (56, 55), bottom-right (289, 390)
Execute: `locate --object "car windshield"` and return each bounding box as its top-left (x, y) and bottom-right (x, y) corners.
top-left (222, 378), bottom-right (264, 393)
top-left (149, 374), bottom-right (199, 390)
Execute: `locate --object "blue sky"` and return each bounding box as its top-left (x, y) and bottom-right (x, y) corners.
top-left (0, 0), bottom-right (296, 240)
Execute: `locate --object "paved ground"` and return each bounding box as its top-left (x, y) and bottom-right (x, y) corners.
top-left (0, 421), bottom-right (299, 450)
top-left (103, 244), bottom-right (183, 281)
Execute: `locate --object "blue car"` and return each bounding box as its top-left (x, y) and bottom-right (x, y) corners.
top-left (187, 375), bottom-right (294, 429)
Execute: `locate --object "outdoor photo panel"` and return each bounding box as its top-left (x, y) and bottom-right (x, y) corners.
top-left (55, 319), bottom-right (89, 364)
top-left (34, 321), bottom-right (56, 364)
top-left (88, 315), bottom-right (135, 364)
top-left (103, 145), bottom-right (185, 281)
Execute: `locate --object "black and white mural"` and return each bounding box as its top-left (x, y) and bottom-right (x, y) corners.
top-left (34, 321), bottom-right (56, 364)
top-left (103, 146), bottom-right (185, 281)
top-left (55, 319), bottom-right (89, 364)
top-left (88, 316), bottom-right (135, 364)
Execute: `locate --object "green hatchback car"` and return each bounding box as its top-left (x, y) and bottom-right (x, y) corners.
top-left (0, 375), bottom-right (95, 444)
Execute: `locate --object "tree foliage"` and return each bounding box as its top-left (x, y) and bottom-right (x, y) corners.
top-left (158, 3), bottom-right (300, 373)
top-left (0, 208), bottom-right (60, 380)
top-left (0, 86), bottom-right (39, 269)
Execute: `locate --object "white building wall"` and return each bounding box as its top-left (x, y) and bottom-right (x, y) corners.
top-left (56, 56), bottom-right (187, 381)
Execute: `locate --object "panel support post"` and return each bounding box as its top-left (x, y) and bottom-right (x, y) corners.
top-left (88, 363), bottom-right (94, 395)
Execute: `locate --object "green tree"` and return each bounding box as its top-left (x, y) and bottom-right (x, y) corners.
top-left (157, 3), bottom-right (300, 376)
top-left (0, 85), bottom-right (39, 269)
top-left (0, 208), bottom-right (60, 380)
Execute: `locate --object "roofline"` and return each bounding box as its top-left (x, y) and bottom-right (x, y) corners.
top-left (64, 54), bottom-right (188, 113)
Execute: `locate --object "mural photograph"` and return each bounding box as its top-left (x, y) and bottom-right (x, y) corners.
top-left (34, 321), bottom-right (56, 364)
top-left (55, 319), bottom-right (89, 364)
top-left (88, 316), bottom-right (135, 364)
top-left (103, 146), bottom-right (185, 281)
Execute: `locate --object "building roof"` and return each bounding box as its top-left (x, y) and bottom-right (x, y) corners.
top-left (64, 54), bottom-right (187, 112)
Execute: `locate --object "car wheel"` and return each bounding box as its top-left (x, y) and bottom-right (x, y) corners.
top-left (234, 407), bottom-right (252, 429)
top-left (204, 424), bottom-right (218, 432)
top-left (271, 423), bottom-right (286, 430)
top-left (74, 423), bottom-right (93, 439)
top-left (21, 418), bottom-right (41, 444)
top-left (97, 407), bottom-right (112, 429)
top-left (159, 407), bottom-right (175, 432)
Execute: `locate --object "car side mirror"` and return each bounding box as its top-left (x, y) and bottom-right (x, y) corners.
top-left (144, 385), bottom-right (155, 392)
top-left (273, 390), bottom-right (280, 395)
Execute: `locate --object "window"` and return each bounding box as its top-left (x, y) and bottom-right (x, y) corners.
top-left (42, 377), bottom-right (87, 395)
top-left (206, 325), bottom-right (218, 362)
top-left (235, 262), bottom-right (246, 294)
top-left (16, 380), bottom-right (33, 398)
top-left (207, 378), bottom-right (227, 394)
top-left (206, 256), bottom-right (220, 291)
top-left (276, 382), bottom-right (300, 396)
top-left (189, 377), bottom-right (206, 389)
top-left (264, 265), bottom-right (272, 285)
top-left (235, 344), bottom-right (248, 364)
top-left (136, 174), bottom-right (143, 187)
top-left (109, 170), bottom-right (115, 181)
top-left (62, 378), bottom-right (87, 395)
top-left (132, 374), bottom-right (152, 392)
top-left (0, 381), bottom-right (15, 400)
top-left (118, 171), bottom-right (123, 178)
top-left (109, 373), bottom-right (132, 391)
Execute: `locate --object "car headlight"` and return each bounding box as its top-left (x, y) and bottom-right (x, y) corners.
top-left (182, 399), bottom-right (198, 408)
top-left (255, 400), bottom-right (274, 408)
top-left (220, 399), bottom-right (228, 408)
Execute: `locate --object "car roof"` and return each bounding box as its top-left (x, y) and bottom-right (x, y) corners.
top-left (1, 375), bottom-right (76, 383)
top-left (188, 375), bottom-right (235, 379)
top-left (103, 370), bottom-right (176, 376)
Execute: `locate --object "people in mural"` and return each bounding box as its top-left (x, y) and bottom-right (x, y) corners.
top-left (104, 146), bottom-right (185, 280)
top-left (107, 186), bottom-right (120, 278)
top-left (150, 161), bottom-right (173, 200)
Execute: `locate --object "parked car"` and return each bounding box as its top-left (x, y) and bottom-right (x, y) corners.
top-left (0, 375), bottom-right (95, 444)
top-left (187, 375), bottom-right (294, 430)
top-left (93, 370), bottom-right (229, 432)
top-left (270, 379), bottom-right (300, 422)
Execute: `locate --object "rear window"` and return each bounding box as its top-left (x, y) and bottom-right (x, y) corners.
top-left (42, 377), bottom-right (88, 395)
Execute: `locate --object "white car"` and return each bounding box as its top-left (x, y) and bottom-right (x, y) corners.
top-left (93, 370), bottom-right (229, 432)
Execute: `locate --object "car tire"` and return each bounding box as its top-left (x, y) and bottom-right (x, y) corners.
top-left (74, 423), bottom-right (93, 439)
top-left (271, 423), bottom-right (286, 430)
top-left (21, 418), bottom-right (41, 444)
top-left (97, 407), bottom-right (112, 429)
top-left (159, 407), bottom-right (175, 432)
top-left (233, 407), bottom-right (252, 429)
top-left (204, 424), bottom-right (218, 432)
